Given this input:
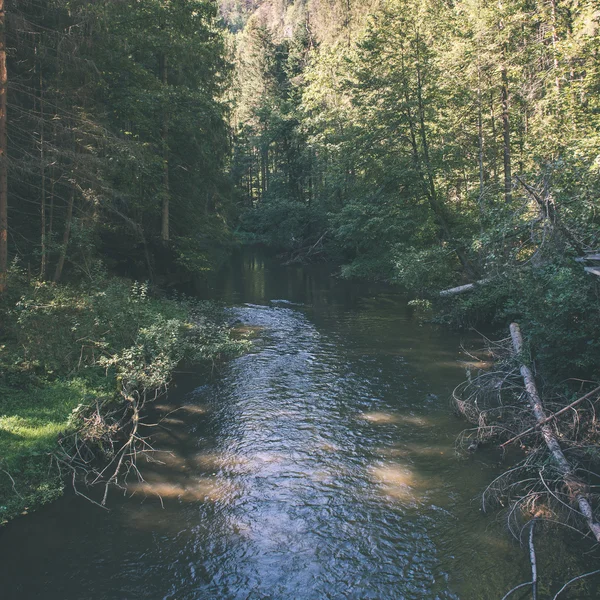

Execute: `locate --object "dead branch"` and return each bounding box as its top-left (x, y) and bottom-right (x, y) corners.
top-left (1, 469), bottom-right (23, 499)
top-left (500, 385), bottom-right (600, 449)
top-left (552, 569), bottom-right (600, 600)
top-left (529, 520), bottom-right (538, 600)
top-left (515, 175), bottom-right (586, 256)
top-left (500, 580), bottom-right (533, 600)
top-left (439, 278), bottom-right (491, 296)
top-left (510, 322), bottom-right (600, 542)
top-left (53, 380), bottom-right (163, 508)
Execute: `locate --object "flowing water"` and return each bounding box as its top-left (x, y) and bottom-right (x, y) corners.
top-left (0, 252), bottom-right (593, 599)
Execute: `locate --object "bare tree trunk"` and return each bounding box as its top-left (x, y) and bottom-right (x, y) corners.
top-left (510, 323), bottom-right (600, 543)
top-left (160, 52), bottom-right (169, 243)
top-left (53, 187), bottom-right (74, 283)
top-left (489, 89), bottom-right (497, 182)
top-left (477, 67), bottom-right (484, 199)
top-left (0, 0), bottom-right (7, 294)
top-left (39, 61), bottom-right (47, 280)
top-left (550, 0), bottom-right (561, 94)
top-left (255, 146), bottom-right (261, 203)
top-left (261, 144), bottom-right (268, 196)
top-left (501, 52), bottom-right (512, 203)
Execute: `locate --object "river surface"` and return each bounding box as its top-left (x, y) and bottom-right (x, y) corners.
top-left (0, 252), bottom-right (593, 599)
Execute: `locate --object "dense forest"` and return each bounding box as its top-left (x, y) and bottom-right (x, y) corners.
top-left (1, 0), bottom-right (600, 594)
top-left (0, 0), bottom-right (234, 286)
top-left (0, 0), bottom-right (599, 378)
top-left (230, 0), bottom-right (600, 380)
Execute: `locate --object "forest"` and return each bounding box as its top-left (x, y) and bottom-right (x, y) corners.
top-left (0, 0), bottom-right (600, 596)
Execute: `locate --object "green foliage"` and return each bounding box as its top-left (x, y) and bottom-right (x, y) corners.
top-left (229, 0), bottom-right (600, 386)
top-left (0, 272), bottom-right (246, 523)
top-left (6, 0), bottom-right (234, 283)
top-left (505, 264), bottom-right (600, 379)
top-left (239, 196), bottom-right (324, 250)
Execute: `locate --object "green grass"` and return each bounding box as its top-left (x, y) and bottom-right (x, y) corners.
top-left (0, 377), bottom-right (110, 524)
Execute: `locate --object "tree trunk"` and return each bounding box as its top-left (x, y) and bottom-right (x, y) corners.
top-left (501, 51), bottom-right (512, 203)
top-left (39, 61), bottom-right (47, 280)
top-left (510, 323), bottom-right (600, 543)
top-left (413, 32), bottom-right (478, 279)
top-left (53, 188), bottom-right (74, 283)
top-left (489, 89), bottom-right (498, 182)
top-left (477, 65), bottom-right (484, 200)
top-left (261, 144), bottom-right (268, 196)
top-left (0, 0), bottom-right (7, 294)
top-left (550, 0), bottom-right (561, 94)
top-left (160, 52), bottom-right (169, 243)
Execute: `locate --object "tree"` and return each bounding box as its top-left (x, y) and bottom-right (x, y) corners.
top-left (0, 0), bottom-right (6, 294)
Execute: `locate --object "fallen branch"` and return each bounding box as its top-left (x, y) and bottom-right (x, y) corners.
top-left (510, 322), bottom-right (600, 542)
top-left (500, 385), bottom-right (600, 449)
top-left (552, 569), bottom-right (600, 599)
top-left (439, 279), bottom-right (491, 296)
top-left (515, 175), bottom-right (586, 256)
top-left (501, 580), bottom-right (533, 600)
top-left (1, 469), bottom-right (22, 499)
top-left (529, 520), bottom-right (538, 600)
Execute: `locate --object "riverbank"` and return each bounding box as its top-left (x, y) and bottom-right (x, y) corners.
top-left (0, 271), bottom-right (245, 524)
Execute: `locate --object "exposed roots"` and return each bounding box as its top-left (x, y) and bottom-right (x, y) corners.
top-left (53, 383), bottom-right (163, 507)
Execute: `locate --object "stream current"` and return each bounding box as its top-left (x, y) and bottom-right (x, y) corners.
top-left (0, 251), bottom-right (588, 599)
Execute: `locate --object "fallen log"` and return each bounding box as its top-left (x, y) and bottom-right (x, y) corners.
top-left (439, 278), bottom-right (491, 296)
top-left (584, 266), bottom-right (600, 278)
top-left (574, 253), bottom-right (600, 263)
top-left (510, 322), bottom-right (600, 542)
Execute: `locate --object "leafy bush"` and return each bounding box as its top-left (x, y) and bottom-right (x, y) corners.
top-left (0, 271), bottom-right (247, 522)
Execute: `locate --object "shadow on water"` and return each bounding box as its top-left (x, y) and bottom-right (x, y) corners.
top-left (0, 249), bottom-right (597, 599)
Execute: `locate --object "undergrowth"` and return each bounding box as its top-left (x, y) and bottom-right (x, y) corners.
top-left (0, 267), bottom-right (246, 523)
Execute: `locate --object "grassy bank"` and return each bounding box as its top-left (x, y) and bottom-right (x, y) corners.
top-left (0, 378), bottom-right (110, 523)
top-left (0, 270), bottom-right (244, 524)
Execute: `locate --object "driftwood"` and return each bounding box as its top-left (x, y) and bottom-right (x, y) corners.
top-left (439, 278), bottom-right (490, 296)
top-left (510, 322), bottom-right (600, 542)
top-left (529, 520), bottom-right (538, 600)
top-left (552, 569), bottom-right (600, 599)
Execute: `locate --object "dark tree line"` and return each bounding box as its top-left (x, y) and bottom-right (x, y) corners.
top-left (0, 0), bottom-right (234, 288)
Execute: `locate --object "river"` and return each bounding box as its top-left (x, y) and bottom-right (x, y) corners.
top-left (0, 251), bottom-right (593, 599)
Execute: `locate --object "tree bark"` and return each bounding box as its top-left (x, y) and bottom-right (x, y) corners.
top-left (160, 52), bottom-right (169, 243)
top-left (53, 187), bottom-right (74, 283)
top-left (510, 323), bottom-right (600, 542)
top-left (501, 51), bottom-right (512, 203)
top-left (39, 60), bottom-right (46, 280)
top-left (0, 0), bottom-right (7, 294)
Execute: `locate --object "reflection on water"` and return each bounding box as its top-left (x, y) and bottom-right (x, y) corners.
top-left (359, 411), bottom-right (433, 427)
top-left (0, 250), bottom-right (596, 599)
top-left (127, 478), bottom-right (235, 503)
